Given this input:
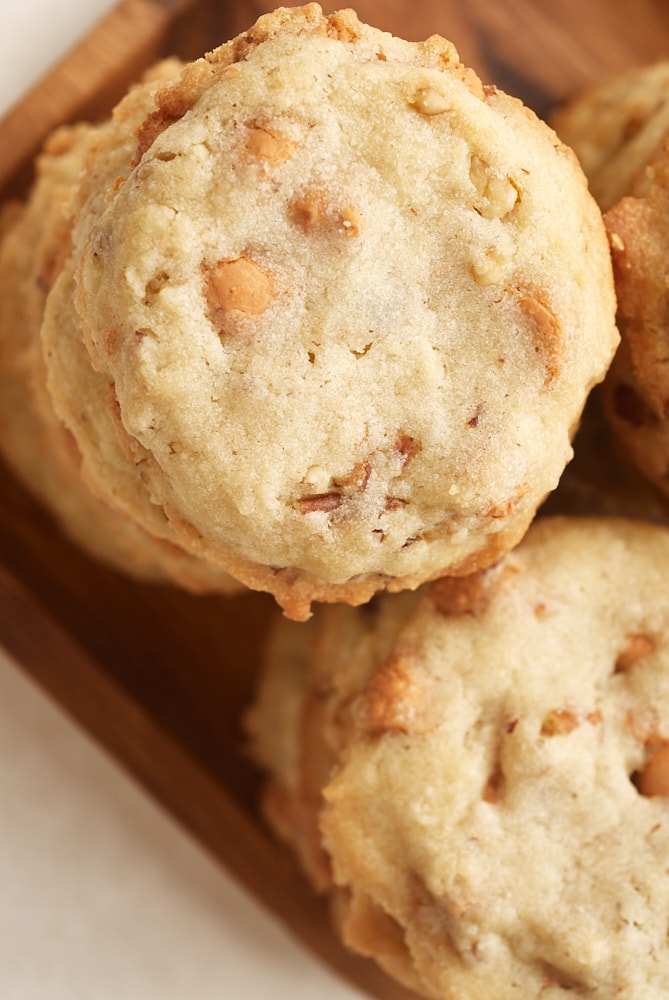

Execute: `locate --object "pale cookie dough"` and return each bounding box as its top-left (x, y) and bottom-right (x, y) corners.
top-left (554, 63), bottom-right (669, 505)
top-left (249, 516), bottom-right (669, 999)
top-left (74, 4), bottom-right (618, 619)
top-left (0, 64), bottom-right (241, 593)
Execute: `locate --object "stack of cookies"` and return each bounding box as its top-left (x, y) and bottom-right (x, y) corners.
top-left (0, 4), bottom-right (617, 617)
top-left (3, 3), bottom-right (669, 997)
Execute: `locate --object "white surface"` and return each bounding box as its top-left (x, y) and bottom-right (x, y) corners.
top-left (0, 645), bottom-right (364, 999)
top-left (0, 0), bottom-right (118, 116)
top-left (0, 4), bottom-right (365, 998)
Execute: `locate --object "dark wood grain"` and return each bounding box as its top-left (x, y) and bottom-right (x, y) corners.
top-left (3, 1), bottom-right (669, 996)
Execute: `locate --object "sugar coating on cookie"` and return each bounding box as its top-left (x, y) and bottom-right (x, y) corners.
top-left (249, 516), bottom-right (669, 998)
top-left (76, 4), bottom-right (618, 618)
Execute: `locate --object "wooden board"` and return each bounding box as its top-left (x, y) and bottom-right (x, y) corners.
top-left (2, 1), bottom-right (669, 996)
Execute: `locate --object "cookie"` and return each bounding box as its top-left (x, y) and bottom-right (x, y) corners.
top-left (552, 61), bottom-right (669, 211)
top-left (249, 516), bottom-right (669, 998)
top-left (554, 63), bottom-right (669, 504)
top-left (599, 142), bottom-right (669, 502)
top-left (541, 390), bottom-right (669, 522)
top-left (0, 66), bottom-right (242, 593)
top-left (72, 3), bottom-right (618, 619)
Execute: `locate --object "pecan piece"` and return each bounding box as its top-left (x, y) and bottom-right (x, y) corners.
top-left (396, 433), bottom-right (420, 469)
top-left (541, 709), bottom-right (578, 736)
top-left (637, 743), bottom-right (669, 797)
top-left (355, 655), bottom-right (435, 736)
top-left (296, 493), bottom-right (343, 514)
top-left (615, 633), bottom-right (656, 673)
top-left (518, 292), bottom-right (562, 383)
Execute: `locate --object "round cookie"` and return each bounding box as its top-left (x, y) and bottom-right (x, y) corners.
top-left (0, 65), bottom-right (242, 593)
top-left (554, 63), bottom-right (669, 506)
top-left (553, 61), bottom-right (669, 211)
top-left (600, 144), bottom-right (669, 503)
top-left (249, 516), bottom-right (669, 999)
top-left (541, 390), bottom-right (669, 522)
top-left (74, 4), bottom-right (618, 619)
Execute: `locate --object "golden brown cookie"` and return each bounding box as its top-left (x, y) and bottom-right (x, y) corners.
top-left (0, 65), bottom-right (242, 592)
top-left (71, 4), bottom-right (617, 619)
top-left (249, 516), bottom-right (669, 999)
top-left (599, 142), bottom-right (669, 501)
top-left (554, 63), bottom-right (669, 504)
top-left (553, 61), bottom-right (669, 211)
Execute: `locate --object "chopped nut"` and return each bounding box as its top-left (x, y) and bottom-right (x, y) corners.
top-left (290, 190), bottom-right (362, 236)
top-left (335, 460), bottom-right (372, 491)
top-left (296, 492), bottom-right (343, 514)
top-left (541, 709), bottom-right (579, 736)
top-left (483, 761), bottom-right (504, 803)
top-left (290, 190), bottom-right (326, 230)
top-left (317, 8), bottom-right (360, 41)
top-left (470, 241), bottom-right (514, 285)
top-left (143, 270), bottom-right (170, 305)
top-left (356, 655), bottom-right (434, 735)
top-left (518, 292), bottom-right (562, 383)
top-left (485, 483), bottom-right (529, 520)
top-left (411, 85), bottom-right (452, 115)
top-left (206, 255), bottom-right (274, 316)
top-left (396, 433), bottom-right (420, 469)
top-left (470, 155), bottom-right (520, 219)
top-left (615, 633), bottom-right (656, 673)
top-left (304, 465), bottom-right (330, 492)
top-left (384, 496), bottom-right (407, 511)
top-left (637, 743), bottom-right (669, 797)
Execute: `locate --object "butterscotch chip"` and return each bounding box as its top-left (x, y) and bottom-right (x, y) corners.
top-left (249, 517), bottom-right (669, 998)
top-left (206, 255), bottom-right (275, 317)
top-left (73, 4), bottom-right (616, 619)
top-left (245, 123), bottom-right (297, 163)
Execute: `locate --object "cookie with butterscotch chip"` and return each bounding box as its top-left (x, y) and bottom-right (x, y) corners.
top-left (248, 516), bottom-right (669, 999)
top-left (74, 3), bottom-right (617, 619)
top-left (0, 64), bottom-right (242, 593)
